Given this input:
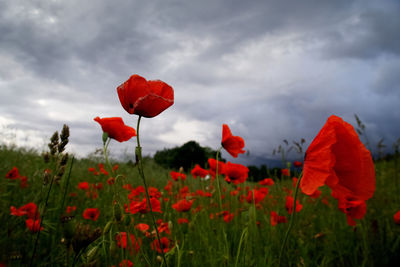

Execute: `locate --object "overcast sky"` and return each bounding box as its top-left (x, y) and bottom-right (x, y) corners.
top-left (1, 0), bottom-right (399, 166)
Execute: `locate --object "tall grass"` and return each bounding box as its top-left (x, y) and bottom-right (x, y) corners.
top-left (1, 144), bottom-right (400, 266)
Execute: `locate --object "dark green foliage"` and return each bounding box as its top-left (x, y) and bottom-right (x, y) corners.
top-left (154, 140), bottom-right (220, 171)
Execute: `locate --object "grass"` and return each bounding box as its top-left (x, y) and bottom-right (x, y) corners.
top-left (1, 143), bottom-right (400, 266)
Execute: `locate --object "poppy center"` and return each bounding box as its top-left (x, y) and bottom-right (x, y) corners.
top-left (129, 103), bottom-right (133, 109)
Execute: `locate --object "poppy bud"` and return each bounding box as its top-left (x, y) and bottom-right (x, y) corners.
top-left (103, 221), bottom-right (113, 235)
top-left (113, 203), bottom-right (122, 222)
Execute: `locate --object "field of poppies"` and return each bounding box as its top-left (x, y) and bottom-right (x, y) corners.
top-left (1, 74), bottom-right (400, 267)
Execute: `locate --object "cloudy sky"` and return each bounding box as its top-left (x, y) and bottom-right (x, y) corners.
top-left (1, 0), bottom-right (399, 166)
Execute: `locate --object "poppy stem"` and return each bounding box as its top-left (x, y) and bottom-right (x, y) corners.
top-left (135, 116), bottom-right (168, 267)
top-left (278, 171), bottom-right (303, 266)
top-left (215, 147), bottom-right (223, 211)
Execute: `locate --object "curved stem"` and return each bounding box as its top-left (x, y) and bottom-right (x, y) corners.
top-left (136, 116), bottom-right (168, 267)
top-left (215, 148), bottom-right (223, 210)
top-left (278, 171), bottom-right (303, 266)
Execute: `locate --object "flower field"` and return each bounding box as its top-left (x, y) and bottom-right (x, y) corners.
top-left (1, 74), bottom-right (400, 267)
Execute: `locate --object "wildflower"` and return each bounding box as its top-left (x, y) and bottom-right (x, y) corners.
top-left (19, 202), bottom-right (39, 219)
top-left (285, 196), bottom-right (303, 214)
top-left (191, 164), bottom-right (208, 179)
top-left (221, 124), bottom-right (245, 158)
top-left (116, 232), bottom-right (141, 254)
top-left (224, 162), bottom-right (249, 185)
top-left (246, 188), bottom-right (268, 204)
top-left (300, 115), bottom-right (375, 225)
top-left (172, 199), bottom-right (194, 212)
top-left (66, 206), bottom-right (77, 214)
top-left (281, 169), bottom-right (290, 177)
top-left (170, 171), bottom-right (186, 181)
top-left (259, 178), bottom-right (274, 186)
top-left (78, 181), bottom-right (90, 190)
top-left (151, 237), bottom-right (171, 254)
top-left (293, 161), bottom-right (303, 168)
top-left (129, 198), bottom-right (162, 214)
top-left (135, 223), bottom-right (150, 233)
top-left (83, 208), bottom-right (100, 221)
top-left (270, 211), bottom-right (287, 226)
top-left (178, 218), bottom-right (189, 224)
top-left (5, 167), bottom-right (20, 179)
top-left (94, 117), bottom-right (136, 142)
top-left (26, 219), bottom-right (43, 233)
top-left (119, 259), bottom-right (134, 267)
top-left (117, 74), bottom-right (174, 118)
top-left (208, 158), bottom-right (225, 177)
top-left (394, 210), bottom-right (400, 225)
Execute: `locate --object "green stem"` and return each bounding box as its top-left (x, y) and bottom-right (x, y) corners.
top-left (30, 173), bottom-right (56, 266)
top-left (278, 171), bottom-right (303, 266)
top-left (136, 116), bottom-right (168, 267)
top-left (215, 148), bottom-right (223, 211)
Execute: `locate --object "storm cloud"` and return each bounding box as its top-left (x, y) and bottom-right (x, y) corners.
top-left (1, 0), bottom-right (399, 165)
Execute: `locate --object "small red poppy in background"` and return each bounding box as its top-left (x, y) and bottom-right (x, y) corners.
top-left (293, 161), bottom-right (303, 168)
top-left (221, 124), bottom-right (245, 158)
top-left (26, 219), bottom-right (43, 233)
top-left (5, 167), bottom-right (20, 179)
top-left (135, 223), bottom-right (150, 233)
top-left (191, 164), bottom-right (208, 179)
top-left (259, 178), bottom-right (274, 186)
top-left (178, 218), bottom-right (189, 224)
top-left (115, 232), bottom-right (141, 254)
top-left (151, 237), bottom-right (171, 254)
top-left (83, 208), bottom-right (100, 221)
top-left (285, 196), bottom-right (303, 214)
top-left (270, 211), bottom-right (287, 226)
top-left (94, 117), bottom-right (136, 142)
top-left (119, 259), bottom-right (134, 267)
top-left (130, 198), bottom-right (162, 214)
top-left (300, 115), bottom-right (375, 225)
top-left (170, 171), bottom-right (186, 181)
top-left (78, 181), bottom-right (90, 191)
top-left (394, 210), bottom-right (400, 224)
top-left (117, 74), bottom-right (174, 118)
top-left (208, 158), bottom-right (225, 177)
top-left (172, 199), bottom-right (194, 212)
top-left (281, 169), bottom-right (290, 177)
top-left (224, 162), bottom-right (249, 185)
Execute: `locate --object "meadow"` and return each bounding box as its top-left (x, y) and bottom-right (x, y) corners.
top-left (1, 74), bottom-right (399, 267)
top-left (0, 135), bottom-right (399, 266)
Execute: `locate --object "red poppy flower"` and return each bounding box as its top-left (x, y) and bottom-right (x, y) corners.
top-left (19, 202), bottom-right (39, 219)
top-left (270, 211), bottom-right (287, 226)
top-left (78, 181), bottom-right (90, 191)
top-left (293, 161), bottom-right (303, 168)
top-left (191, 164), bottom-right (209, 179)
top-left (94, 117), bottom-right (136, 142)
top-left (26, 219), bottom-right (43, 233)
top-left (300, 115), bottom-right (375, 225)
top-left (83, 208), bottom-right (100, 221)
top-left (135, 223), bottom-right (150, 233)
top-left (221, 124), bottom-right (245, 158)
top-left (300, 115), bottom-right (375, 198)
top-left (259, 178), bottom-right (274, 186)
top-left (285, 196), bottom-right (303, 214)
top-left (5, 167), bottom-right (20, 179)
top-left (208, 158), bottom-right (225, 177)
top-left (115, 232), bottom-right (141, 254)
top-left (117, 74), bottom-right (174, 118)
top-left (394, 210), bottom-right (400, 225)
top-left (172, 199), bottom-right (194, 212)
top-left (246, 188), bottom-right (268, 204)
top-left (151, 237), bottom-right (171, 254)
top-left (224, 162), bottom-right (249, 185)
top-left (119, 259), bottom-right (134, 267)
top-left (281, 169), bottom-right (290, 177)
top-left (129, 198), bottom-right (162, 214)
top-left (178, 218), bottom-right (189, 224)
top-left (170, 171), bottom-right (186, 181)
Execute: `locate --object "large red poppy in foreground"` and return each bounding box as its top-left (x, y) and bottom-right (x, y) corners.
top-left (94, 117), bottom-right (136, 142)
top-left (117, 74), bottom-right (174, 118)
top-left (300, 115), bottom-right (375, 225)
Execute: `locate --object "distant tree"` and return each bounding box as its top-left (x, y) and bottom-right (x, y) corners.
top-left (154, 141), bottom-right (221, 171)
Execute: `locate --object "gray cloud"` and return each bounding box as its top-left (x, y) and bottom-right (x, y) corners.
top-left (0, 0), bottom-right (399, 166)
